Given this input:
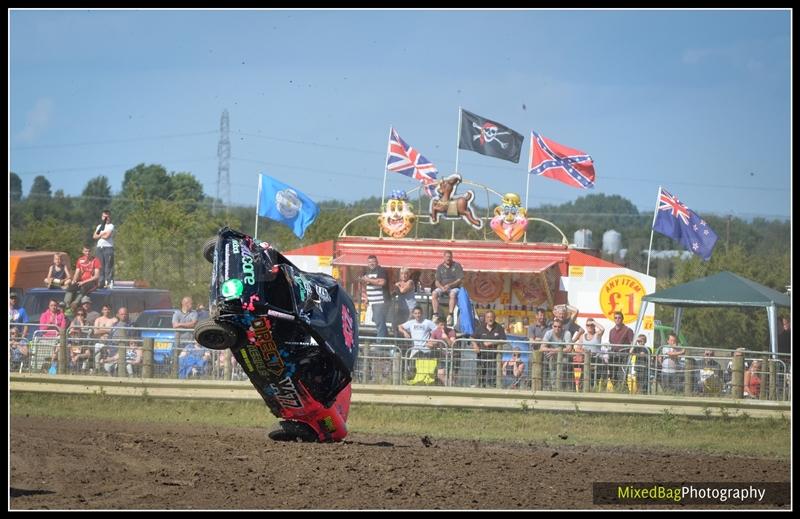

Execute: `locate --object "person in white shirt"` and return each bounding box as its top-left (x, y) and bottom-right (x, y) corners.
top-left (92, 209), bottom-right (115, 289)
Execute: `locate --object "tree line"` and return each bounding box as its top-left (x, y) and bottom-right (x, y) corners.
top-left (9, 166), bottom-right (790, 350)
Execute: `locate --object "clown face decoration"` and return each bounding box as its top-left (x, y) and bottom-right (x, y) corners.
top-left (490, 192), bottom-right (527, 242)
top-left (378, 190), bottom-right (417, 238)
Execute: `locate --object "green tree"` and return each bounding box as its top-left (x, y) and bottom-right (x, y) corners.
top-left (29, 175), bottom-right (52, 199)
top-left (10, 172), bottom-right (22, 202)
top-left (78, 176), bottom-right (112, 227)
top-left (115, 198), bottom-right (225, 304)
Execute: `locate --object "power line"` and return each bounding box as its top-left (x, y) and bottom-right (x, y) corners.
top-left (10, 130), bottom-right (218, 150)
top-left (12, 157), bottom-right (218, 176)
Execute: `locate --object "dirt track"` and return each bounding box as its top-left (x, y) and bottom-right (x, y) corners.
top-left (10, 416), bottom-right (790, 510)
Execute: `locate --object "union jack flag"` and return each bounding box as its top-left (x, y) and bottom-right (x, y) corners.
top-left (658, 189), bottom-right (690, 225)
top-left (652, 187), bottom-right (718, 261)
top-left (528, 131), bottom-right (595, 189)
top-left (386, 128), bottom-right (438, 196)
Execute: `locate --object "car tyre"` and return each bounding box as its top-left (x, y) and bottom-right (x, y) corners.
top-left (194, 318), bottom-right (241, 350)
top-left (202, 237), bottom-right (218, 263)
top-left (267, 421), bottom-right (318, 443)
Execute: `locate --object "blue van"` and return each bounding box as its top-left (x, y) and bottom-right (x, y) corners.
top-left (21, 287), bottom-right (172, 326)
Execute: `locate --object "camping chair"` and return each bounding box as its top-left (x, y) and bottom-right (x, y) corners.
top-left (407, 357), bottom-right (438, 385)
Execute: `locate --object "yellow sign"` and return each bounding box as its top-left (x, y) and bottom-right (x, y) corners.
top-left (319, 256), bottom-right (332, 266)
top-left (599, 274), bottom-right (646, 324)
top-left (569, 266), bottom-right (584, 277)
top-left (643, 315), bottom-right (654, 331)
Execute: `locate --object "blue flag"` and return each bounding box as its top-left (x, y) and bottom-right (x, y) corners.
top-left (257, 174), bottom-right (319, 239)
top-left (652, 187), bottom-right (718, 261)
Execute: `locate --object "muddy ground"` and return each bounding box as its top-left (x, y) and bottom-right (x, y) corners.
top-left (10, 416), bottom-right (790, 510)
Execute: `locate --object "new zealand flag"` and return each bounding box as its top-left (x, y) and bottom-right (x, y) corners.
top-left (652, 187), bottom-right (718, 261)
top-left (458, 109), bottom-right (524, 163)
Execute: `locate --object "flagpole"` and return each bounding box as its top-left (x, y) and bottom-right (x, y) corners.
top-left (524, 132), bottom-right (533, 242)
top-left (381, 126), bottom-right (392, 209)
top-left (380, 126), bottom-right (393, 239)
top-left (255, 174), bottom-right (262, 240)
top-left (645, 186), bottom-right (661, 277)
top-left (455, 107), bottom-right (462, 174)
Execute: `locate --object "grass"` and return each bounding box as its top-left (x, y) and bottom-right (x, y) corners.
top-left (10, 392), bottom-right (790, 458)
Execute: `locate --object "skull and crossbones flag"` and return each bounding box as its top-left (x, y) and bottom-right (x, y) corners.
top-left (458, 109), bottom-right (524, 163)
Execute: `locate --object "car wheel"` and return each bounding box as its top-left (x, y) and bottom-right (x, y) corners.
top-left (194, 318), bottom-right (241, 350)
top-left (267, 421), bottom-right (318, 443)
top-left (202, 237), bottom-right (218, 263)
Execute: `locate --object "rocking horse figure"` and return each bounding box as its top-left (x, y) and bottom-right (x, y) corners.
top-left (429, 173), bottom-right (483, 229)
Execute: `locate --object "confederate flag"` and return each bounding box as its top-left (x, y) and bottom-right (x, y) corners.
top-left (528, 131), bottom-right (595, 189)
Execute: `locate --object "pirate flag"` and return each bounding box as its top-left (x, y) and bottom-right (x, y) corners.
top-left (458, 109), bottom-right (524, 163)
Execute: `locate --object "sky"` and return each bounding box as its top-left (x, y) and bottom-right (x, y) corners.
top-left (9, 9), bottom-right (792, 220)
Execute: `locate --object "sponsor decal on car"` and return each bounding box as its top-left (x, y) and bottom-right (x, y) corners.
top-left (252, 317), bottom-right (285, 376)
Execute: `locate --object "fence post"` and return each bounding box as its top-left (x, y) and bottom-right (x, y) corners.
top-left (117, 340), bottom-right (127, 378)
top-left (555, 347), bottom-right (563, 392)
top-left (731, 350), bottom-right (745, 399)
top-left (684, 357), bottom-right (694, 397)
top-left (171, 343), bottom-right (180, 379)
top-left (392, 348), bottom-right (402, 386)
top-left (224, 350), bottom-right (232, 381)
top-left (531, 350), bottom-right (542, 392)
top-left (759, 357), bottom-right (767, 400)
top-left (768, 359), bottom-right (777, 401)
top-left (361, 343), bottom-right (371, 384)
top-left (142, 337), bottom-right (154, 379)
top-left (495, 349), bottom-right (503, 389)
top-left (57, 328), bottom-right (68, 375)
top-left (583, 353), bottom-right (592, 393)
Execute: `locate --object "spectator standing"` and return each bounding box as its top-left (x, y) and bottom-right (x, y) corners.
top-left (527, 306), bottom-right (551, 351)
top-left (553, 304), bottom-right (584, 340)
top-left (398, 306), bottom-right (437, 359)
top-left (79, 296), bottom-right (100, 327)
top-left (777, 316), bottom-right (790, 356)
top-left (9, 326), bottom-right (29, 372)
top-left (580, 318), bottom-right (605, 390)
top-left (626, 334), bottom-right (650, 394)
top-left (540, 318), bottom-right (572, 390)
top-left (125, 340), bottom-right (143, 377)
top-left (393, 267), bottom-right (417, 323)
top-left (178, 342), bottom-right (211, 379)
top-left (608, 311), bottom-right (634, 386)
top-left (744, 359), bottom-right (763, 398)
top-left (472, 310), bottom-right (507, 388)
top-left (99, 307), bottom-right (131, 376)
top-left (658, 332), bottom-right (685, 393)
top-left (502, 347), bottom-right (526, 389)
top-left (44, 253), bottom-right (72, 289)
top-left (172, 296), bottom-right (198, 349)
top-left (93, 304), bottom-right (117, 338)
top-left (67, 308), bottom-right (91, 372)
top-left (196, 304), bottom-right (210, 322)
top-left (432, 250), bottom-right (464, 326)
top-left (696, 349), bottom-right (723, 395)
top-left (427, 315), bottom-right (457, 385)
top-left (92, 209), bottom-right (115, 288)
top-left (64, 245), bottom-right (101, 307)
top-left (608, 311), bottom-right (634, 348)
top-left (39, 299), bottom-right (67, 338)
top-left (360, 255), bottom-right (390, 339)
top-left (9, 292), bottom-right (30, 339)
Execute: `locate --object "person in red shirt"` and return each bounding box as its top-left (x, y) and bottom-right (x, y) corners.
top-left (64, 245), bottom-right (101, 307)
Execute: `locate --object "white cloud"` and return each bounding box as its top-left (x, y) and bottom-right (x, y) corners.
top-left (17, 97), bottom-right (54, 142)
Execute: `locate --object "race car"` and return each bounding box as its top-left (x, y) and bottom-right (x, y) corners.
top-left (194, 227), bottom-right (358, 442)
